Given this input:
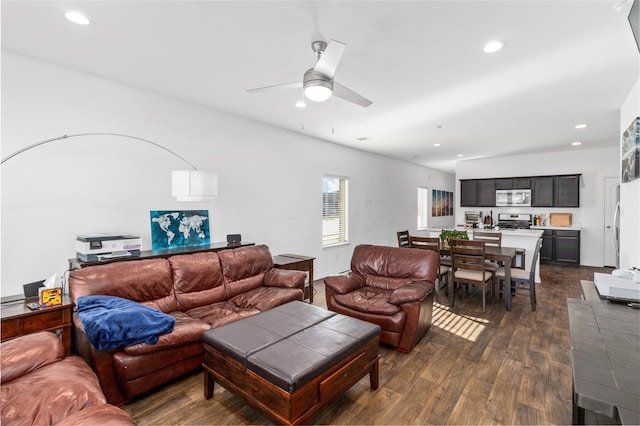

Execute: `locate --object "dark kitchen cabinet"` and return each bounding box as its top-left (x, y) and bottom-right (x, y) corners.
top-left (540, 229), bottom-right (580, 265)
top-left (554, 175), bottom-right (580, 207)
top-left (495, 179), bottom-right (513, 190)
top-left (540, 230), bottom-right (554, 262)
top-left (496, 177), bottom-right (531, 190)
top-left (460, 180), bottom-right (477, 207)
top-left (513, 178), bottom-right (531, 189)
top-left (555, 230), bottom-right (580, 264)
top-left (532, 177), bottom-right (554, 207)
top-left (476, 179), bottom-right (496, 206)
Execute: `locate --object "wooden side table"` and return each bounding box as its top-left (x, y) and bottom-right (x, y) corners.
top-left (1, 295), bottom-right (74, 356)
top-left (273, 254), bottom-right (315, 303)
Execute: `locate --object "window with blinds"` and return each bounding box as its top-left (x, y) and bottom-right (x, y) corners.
top-left (417, 186), bottom-right (429, 230)
top-left (322, 176), bottom-right (348, 247)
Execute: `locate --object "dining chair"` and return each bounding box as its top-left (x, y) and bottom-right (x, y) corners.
top-left (472, 230), bottom-right (502, 247)
top-left (450, 239), bottom-right (496, 313)
top-left (408, 236), bottom-right (450, 298)
top-left (473, 230), bottom-right (504, 272)
top-left (397, 230), bottom-right (410, 248)
top-left (495, 237), bottom-right (543, 311)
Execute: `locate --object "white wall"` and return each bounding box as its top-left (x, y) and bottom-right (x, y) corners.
top-left (0, 52), bottom-right (455, 297)
top-left (619, 78), bottom-right (640, 270)
top-left (455, 147), bottom-right (619, 267)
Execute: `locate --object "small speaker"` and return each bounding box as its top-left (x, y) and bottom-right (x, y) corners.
top-left (226, 234), bottom-right (241, 245)
top-left (23, 280), bottom-right (45, 298)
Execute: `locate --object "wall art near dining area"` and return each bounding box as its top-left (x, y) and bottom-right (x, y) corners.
top-left (621, 116), bottom-right (640, 183)
top-left (150, 210), bottom-right (210, 250)
top-left (432, 189), bottom-right (453, 217)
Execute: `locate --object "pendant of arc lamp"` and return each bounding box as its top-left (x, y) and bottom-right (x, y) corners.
top-left (171, 171), bottom-right (218, 202)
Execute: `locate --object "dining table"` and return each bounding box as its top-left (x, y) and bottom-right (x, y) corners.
top-left (441, 245), bottom-right (518, 311)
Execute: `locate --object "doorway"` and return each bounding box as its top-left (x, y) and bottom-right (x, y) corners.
top-left (603, 176), bottom-right (620, 268)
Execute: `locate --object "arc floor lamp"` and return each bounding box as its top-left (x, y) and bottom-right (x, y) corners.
top-left (1, 132), bottom-right (218, 202)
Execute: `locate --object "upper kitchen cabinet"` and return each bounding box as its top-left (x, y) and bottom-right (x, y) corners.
top-left (554, 175), bottom-right (580, 207)
top-left (476, 179), bottom-right (496, 206)
top-left (462, 174), bottom-right (580, 207)
top-left (460, 179), bottom-right (495, 206)
top-left (531, 176), bottom-right (554, 207)
top-left (532, 174), bottom-right (580, 207)
top-left (495, 177), bottom-right (531, 190)
top-left (460, 180), bottom-right (477, 206)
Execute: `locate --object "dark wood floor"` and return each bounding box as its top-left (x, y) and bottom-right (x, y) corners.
top-left (123, 264), bottom-right (612, 425)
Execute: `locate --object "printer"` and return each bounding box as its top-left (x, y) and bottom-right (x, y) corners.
top-left (76, 234), bottom-right (142, 262)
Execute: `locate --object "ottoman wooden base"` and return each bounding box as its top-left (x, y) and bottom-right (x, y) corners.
top-left (201, 301), bottom-right (381, 425)
top-left (203, 337), bottom-right (379, 425)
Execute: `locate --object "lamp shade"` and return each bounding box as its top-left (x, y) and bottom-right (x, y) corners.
top-left (171, 170), bottom-right (217, 202)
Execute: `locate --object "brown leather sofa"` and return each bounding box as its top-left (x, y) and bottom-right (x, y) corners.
top-left (324, 244), bottom-right (438, 353)
top-left (0, 331), bottom-right (134, 425)
top-left (68, 244), bottom-right (306, 406)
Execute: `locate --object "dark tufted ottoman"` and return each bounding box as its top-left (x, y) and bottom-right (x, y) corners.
top-left (202, 301), bottom-right (381, 425)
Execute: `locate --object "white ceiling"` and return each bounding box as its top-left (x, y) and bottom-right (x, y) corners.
top-left (2, 1), bottom-right (639, 173)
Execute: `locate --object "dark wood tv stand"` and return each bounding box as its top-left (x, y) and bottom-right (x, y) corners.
top-left (68, 241), bottom-right (255, 269)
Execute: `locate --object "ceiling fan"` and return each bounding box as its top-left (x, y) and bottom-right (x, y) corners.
top-left (247, 39), bottom-right (372, 108)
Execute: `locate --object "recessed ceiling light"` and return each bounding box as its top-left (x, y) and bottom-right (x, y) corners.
top-left (64, 11), bottom-right (91, 25)
top-left (575, 123), bottom-right (588, 129)
top-left (356, 137), bottom-right (370, 141)
top-left (433, 143), bottom-right (441, 147)
top-left (571, 141), bottom-right (582, 146)
top-left (435, 124), bottom-right (447, 129)
top-left (457, 154), bottom-right (464, 158)
top-left (483, 41), bottom-right (504, 53)
top-left (295, 100), bottom-right (306, 108)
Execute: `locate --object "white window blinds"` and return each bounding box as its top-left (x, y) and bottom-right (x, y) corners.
top-left (322, 176), bottom-right (348, 247)
top-left (417, 186), bottom-right (429, 230)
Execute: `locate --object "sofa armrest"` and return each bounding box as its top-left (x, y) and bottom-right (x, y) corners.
top-left (0, 332), bottom-right (64, 384)
top-left (324, 273), bottom-right (365, 294)
top-left (388, 281), bottom-right (434, 305)
top-left (264, 268), bottom-right (307, 289)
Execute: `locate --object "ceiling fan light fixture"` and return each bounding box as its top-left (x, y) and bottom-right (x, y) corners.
top-left (304, 81), bottom-right (333, 102)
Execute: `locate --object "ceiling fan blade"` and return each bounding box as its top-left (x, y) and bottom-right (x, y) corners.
top-left (313, 40), bottom-right (346, 78)
top-left (333, 82), bottom-right (372, 108)
top-left (247, 82), bottom-right (302, 93)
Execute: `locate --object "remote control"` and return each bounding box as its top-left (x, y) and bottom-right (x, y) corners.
top-left (26, 302), bottom-right (40, 310)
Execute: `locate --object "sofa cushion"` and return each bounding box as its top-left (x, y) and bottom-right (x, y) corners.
top-left (230, 286), bottom-right (303, 312)
top-left (186, 301), bottom-right (261, 328)
top-left (69, 258), bottom-right (177, 313)
top-left (123, 312), bottom-right (210, 356)
top-left (169, 252), bottom-right (226, 311)
top-left (0, 357), bottom-right (107, 425)
top-left (219, 245), bottom-right (274, 298)
top-left (334, 287), bottom-right (401, 315)
top-left (363, 273), bottom-right (411, 291)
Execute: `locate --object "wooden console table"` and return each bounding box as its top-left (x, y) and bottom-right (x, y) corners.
top-left (569, 281), bottom-right (640, 424)
top-left (273, 254), bottom-right (315, 303)
top-left (1, 295), bottom-right (74, 356)
top-left (69, 241), bottom-right (254, 269)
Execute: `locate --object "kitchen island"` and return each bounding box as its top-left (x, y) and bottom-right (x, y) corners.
top-left (428, 228), bottom-right (544, 282)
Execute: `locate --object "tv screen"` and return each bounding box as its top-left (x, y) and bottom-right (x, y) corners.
top-left (630, 0), bottom-right (640, 53)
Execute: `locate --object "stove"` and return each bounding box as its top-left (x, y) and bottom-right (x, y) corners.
top-left (496, 213), bottom-right (532, 229)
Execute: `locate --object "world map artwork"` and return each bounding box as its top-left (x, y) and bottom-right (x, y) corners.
top-left (150, 210), bottom-right (210, 250)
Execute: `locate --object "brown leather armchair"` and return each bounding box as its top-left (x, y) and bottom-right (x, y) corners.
top-left (0, 332), bottom-right (134, 425)
top-left (324, 244), bottom-right (438, 353)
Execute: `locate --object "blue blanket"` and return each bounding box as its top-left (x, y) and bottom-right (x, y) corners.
top-left (77, 295), bottom-right (175, 351)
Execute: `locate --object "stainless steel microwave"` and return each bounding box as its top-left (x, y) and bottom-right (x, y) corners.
top-left (495, 189), bottom-right (531, 207)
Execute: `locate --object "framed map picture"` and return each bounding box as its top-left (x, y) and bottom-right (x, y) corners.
top-left (621, 117), bottom-right (640, 183)
top-left (150, 210), bottom-right (210, 250)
